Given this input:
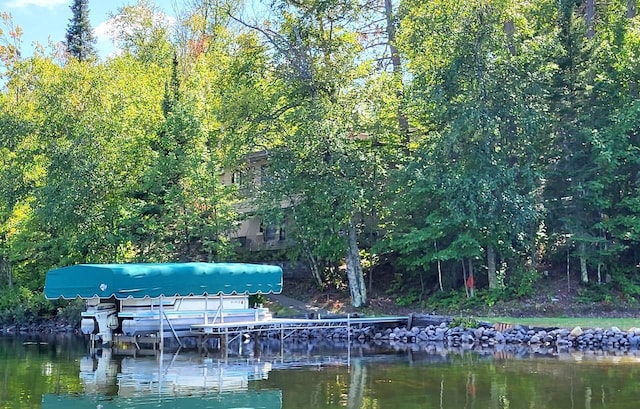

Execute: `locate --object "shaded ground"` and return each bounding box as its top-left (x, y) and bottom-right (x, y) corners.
top-left (266, 293), bottom-right (332, 316)
top-left (270, 272), bottom-right (640, 318)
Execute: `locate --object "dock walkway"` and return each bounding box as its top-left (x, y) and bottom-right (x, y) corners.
top-left (190, 315), bottom-right (408, 338)
top-left (188, 314), bottom-right (408, 352)
top-left (103, 314), bottom-right (409, 356)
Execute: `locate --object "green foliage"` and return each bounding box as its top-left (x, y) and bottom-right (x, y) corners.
top-left (573, 272), bottom-right (640, 306)
top-left (481, 288), bottom-right (509, 308)
top-left (2, 0), bottom-right (640, 319)
top-left (107, 0), bottom-right (173, 64)
top-left (384, 272), bottom-right (422, 306)
top-left (608, 272), bottom-right (640, 302)
top-left (55, 298), bottom-right (86, 326)
top-left (395, 292), bottom-right (420, 307)
top-left (424, 290), bottom-right (467, 311)
top-left (505, 267), bottom-right (540, 299)
top-left (249, 293), bottom-right (267, 308)
top-left (450, 316), bottom-right (480, 329)
top-left (0, 288), bottom-right (55, 324)
top-left (574, 284), bottom-right (616, 305)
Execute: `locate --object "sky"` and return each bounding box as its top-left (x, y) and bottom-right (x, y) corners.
top-left (1, 0), bottom-right (175, 59)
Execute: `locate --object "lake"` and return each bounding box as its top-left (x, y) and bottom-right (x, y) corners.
top-left (2, 334), bottom-right (640, 408)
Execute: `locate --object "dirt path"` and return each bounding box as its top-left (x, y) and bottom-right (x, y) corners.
top-left (266, 293), bottom-right (331, 316)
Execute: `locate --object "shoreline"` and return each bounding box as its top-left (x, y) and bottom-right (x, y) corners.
top-left (2, 313), bottom-right (640, 353)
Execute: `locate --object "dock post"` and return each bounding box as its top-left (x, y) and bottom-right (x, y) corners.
top-left (347, 314), bottom-right (351, 367)
top-left (253, 333), bottom-right (260, 358)
top-left (222, 329), bottom-right (229, 360)
top-left (159, 295), bottom-right (164, 351)
top-left (280, 323), bottom-right (284, 358)
top-left (89, 334), bottom-right (96, 356)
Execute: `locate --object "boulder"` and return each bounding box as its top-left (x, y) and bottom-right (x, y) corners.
top-left (570, 326), bottom-right (584, 338)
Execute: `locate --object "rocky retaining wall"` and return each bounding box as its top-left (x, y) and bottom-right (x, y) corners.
top-left (256, 318), bottom-right (640, 351)
top-left (349, 322), bottom-right (640, 350)
top-left (4, 315), bottom-right (640, 352)
top-left (0, 320), bottom-right (76, 335)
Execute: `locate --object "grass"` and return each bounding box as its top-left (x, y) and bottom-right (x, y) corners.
top-left (479, 316), bottom-right (640, 331)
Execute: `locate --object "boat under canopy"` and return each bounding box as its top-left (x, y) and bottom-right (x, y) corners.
top-left (44, 262), bottom-right (283, 300)
top-left (43, 262), bottom-right (283, 345)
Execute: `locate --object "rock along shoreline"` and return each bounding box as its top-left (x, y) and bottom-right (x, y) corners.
top-left (2, 314), bottom-right (640, 352)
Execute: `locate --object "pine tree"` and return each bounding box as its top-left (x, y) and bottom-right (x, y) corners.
top-left (65, 0), bottom-right (97, 62)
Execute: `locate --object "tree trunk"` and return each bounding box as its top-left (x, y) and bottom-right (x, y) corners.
top-left (566, 247), bottom-right (571, 292)
top-left (578, 241), bottom-right (589, 283)
top-left (462, 259), bottom-right (469, 298)
top-left (586, 0), bottom-right (595, 39)
top-left (503, 20), bottom-right (516, 56)
top-left (305, 244), bottom-right (323, 287)
top-left (487, 245), bottom-right (498, 289)
top-left (467, 258), bottom-right (474, 298)
top-left (384, 0), bottom-right (410, 154)
top-left (290, 199), bottom-right (323, 287)
top-left (0, 256), bottom-right (12, 288)
top-left (345, 224), bottom-right (367, 307)
top-left (434, 241), bottom-right (443, 292)
top-left (347, 358), bottom-right (366, 409)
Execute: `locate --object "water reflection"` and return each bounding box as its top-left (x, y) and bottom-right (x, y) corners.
top-left (3, 335), bottom-right (640, 409)
top-left (78, 349), bottom-right (274, 396)
top-left (41, 390), bottom-right (282, 409)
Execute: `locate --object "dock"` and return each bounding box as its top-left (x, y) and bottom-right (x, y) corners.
top-left (98, 315), bottom-right (409, 355)
top-left (191, 315), bottom-right (407, 337)
top-left (191, 315), bottom-right (408, 353)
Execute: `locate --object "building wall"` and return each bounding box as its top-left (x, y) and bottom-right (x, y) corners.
top-left (222, 151), bottom-right (290, 251)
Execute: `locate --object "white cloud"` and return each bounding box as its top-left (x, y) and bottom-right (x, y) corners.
top-left (93, 18), bottom-right (119, 58)
top-left (5, 0), bottom-right (68, 9)
top-left (93, 18), bottom-right (113, 41)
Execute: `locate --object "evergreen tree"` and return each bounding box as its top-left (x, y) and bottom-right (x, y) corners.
top-left (65, 0), bottom-right (97, 62)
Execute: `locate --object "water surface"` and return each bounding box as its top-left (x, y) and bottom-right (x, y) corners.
top-left (2, 335), bottom-right (640, 408)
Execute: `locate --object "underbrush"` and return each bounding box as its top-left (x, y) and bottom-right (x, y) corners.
top-left (0, 287), bottom-right (55, 324)
top-left (377, 269), bottom-right (640, 317)
top-left (0, 287), bottom-right (85, 326)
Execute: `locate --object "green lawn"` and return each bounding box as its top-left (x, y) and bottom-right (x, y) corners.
top-left (479, 316), bottom-right (640, 331)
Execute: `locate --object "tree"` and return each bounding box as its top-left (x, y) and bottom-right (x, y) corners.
top-left (577, 1), bottom-right (640, 288)
top-left (391, 0), bottom-right (544, 295)
top-left (106, 0), bottom-right (173, 64)
top-left (65, 0), bottom-right (97, 62)
top-left (541, 0), bottom-right (638, 285)
top-left (127, 5), bottom-right (246, 262)
top-left (233, 0), bottom-right (376, 307)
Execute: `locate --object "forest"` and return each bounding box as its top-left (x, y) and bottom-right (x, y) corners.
top-left (1, 0), bottom-right (640, 321)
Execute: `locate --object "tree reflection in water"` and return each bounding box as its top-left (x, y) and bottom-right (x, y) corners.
top-left (2, 335), bottom-right (640, 409)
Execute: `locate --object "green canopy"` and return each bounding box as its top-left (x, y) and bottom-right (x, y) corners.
top-left (44, 262), bottom-right (283, 300)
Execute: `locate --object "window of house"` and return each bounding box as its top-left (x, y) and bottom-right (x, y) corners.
top-left (231, 171), bottom-right (243, 185)
top-left (265, 225), bottom-right (276, 241)
top-left (259, 165), bottom-right (269, 186)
